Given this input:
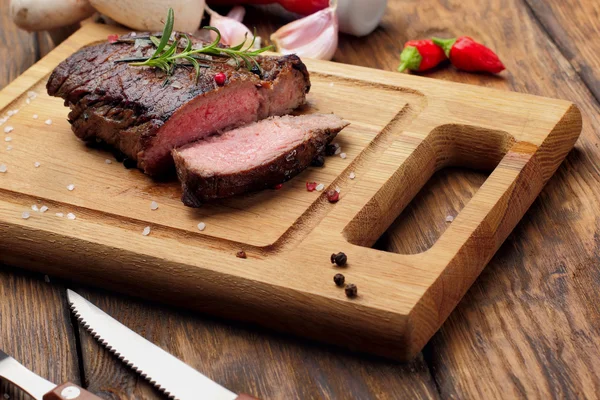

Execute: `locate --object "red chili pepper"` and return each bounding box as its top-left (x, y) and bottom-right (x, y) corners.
top-left (432, 37), bottom-right (505, 74)
top-left (107, 34), bottom-right (119, 44)
top-left (398, 39), bottom-right (447, 73)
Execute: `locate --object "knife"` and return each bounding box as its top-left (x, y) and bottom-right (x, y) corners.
top-left (0, 349), bottom-right (101, 400)
top-left (66, 289), bottom-right (258, 400)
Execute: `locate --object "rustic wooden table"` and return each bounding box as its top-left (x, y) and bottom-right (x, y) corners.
top-left (1, 0), bottom-right (599, 398)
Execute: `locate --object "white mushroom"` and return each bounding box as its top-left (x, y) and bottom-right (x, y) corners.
top-left (10, 0), bottom-right (95, 31)
top-left (89, 0), bottom-right (205, 32)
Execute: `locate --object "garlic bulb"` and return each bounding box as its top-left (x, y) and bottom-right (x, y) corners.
top-left (270, 0), bottom-right (338, 61)
top-left (89, 0), bottom-right (204, 32)
top-left (206, 6), bottom-right (256, 48)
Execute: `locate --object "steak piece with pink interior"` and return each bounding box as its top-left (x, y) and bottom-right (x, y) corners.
top-left (173, 114), bottom-right (349, 206)
top-left (47, 33), bottom-right (310, 176)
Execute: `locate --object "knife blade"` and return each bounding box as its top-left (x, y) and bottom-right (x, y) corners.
top-left (66, 289), bottom-right (256, 400)
top-left (0, 348), bottom-right (102, 400)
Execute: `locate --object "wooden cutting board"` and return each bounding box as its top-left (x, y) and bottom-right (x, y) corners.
top-left (0, 24), bottom-right (582, 361)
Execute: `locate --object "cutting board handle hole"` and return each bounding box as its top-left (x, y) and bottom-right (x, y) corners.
top-left (344, 124), bottom-right (516, 253)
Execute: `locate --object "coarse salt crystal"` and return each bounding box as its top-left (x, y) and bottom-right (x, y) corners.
top-left (197, 222), bottom-right (206, 231)
top-left (142, 226), bottom-right (151, 236)
top-left (445, 215), bottom-right (454, 222)
top-left (34, 161), bottom-right (40, 168)
top-left (27, 91), bottom-right (37, 99)
top-left (6, 146), bottom-right (12, 151)
top-left (315, 183), bottom-right (325, 192)
top-left (44, 275), bottom-right (50, 283)
top-left (4, 126), bottom-right (13, 133)
top-left (67, 184), bottom-right (75, 191)
top-left (33, 114), bottom-right (38, 119)
top-left (131, 32), bottom-right (137, 37)
top-left (349, 172), bottom-right (356, 179)
top-left (334, 147), bottom-right (342, 155)
top-left (171, 81), bottom-right (183, 89)
top-left (7, 110), bottom-right (15, 117)
top-left (4, 392), bottom-right (10, 399)
top-left (150, 201), bottom-right (159, 210)
top-left (67, 213), bottom-right (76, 220)
top-left (40, 205), bottom-right (48, 213)
top-left (105, 159), bottom-right (112, 164)
top-left (22, 212), bottom-right (30, 219)
top-left (340, 153), bottom-right (347, 159)
top-left (5, 137), bottom-right (12, 142)
top-left (329, 82), bottom-right (335, 87)
top-left (31, 205), bottom-right (39, 212)
top-left (335, 186), bottom-right (341, 193)
top-left (45, 119), bottom-right (52, 125)
top-left (26, 98), bottom-right (30, 104)
top-left (0, 164), bottom-right (6, 173)
top-left (55, 212), bottom-right (64, 217)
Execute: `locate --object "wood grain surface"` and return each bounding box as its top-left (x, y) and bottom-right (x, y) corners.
top-left (526, 0), bottom-right (600, 103)
top-left (1, 1), bottom-right (599, 400)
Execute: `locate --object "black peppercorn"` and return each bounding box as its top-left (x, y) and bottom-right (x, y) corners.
top-left (250, 65), bottom-right (263, 78)
top-left (236, 250), bottom-right (247, 259)
top-left (333, 273), bottom-right (345, 287)
top-left (123, 158), bottom-right (137, 169)
top-left (330, 252), bottom-right (347, 266)
top-left (325, 144), bottom-right (337, 156)
top-left (345, 283), bottom-right (357, 297)
top-left (311, 155), bottom-right (325, 167)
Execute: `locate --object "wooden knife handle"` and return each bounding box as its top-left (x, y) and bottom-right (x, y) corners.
top-left (236, 394), bottom-right (260, 400)
top-left (43, 382), bottom-right (103, 400)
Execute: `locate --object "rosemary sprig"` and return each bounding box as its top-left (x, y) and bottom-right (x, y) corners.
top-left (123, 8), bottom-right (272, 82)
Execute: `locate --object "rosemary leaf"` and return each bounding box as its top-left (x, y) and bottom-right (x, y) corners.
top-left (124, 8), bottom-right (273, 83)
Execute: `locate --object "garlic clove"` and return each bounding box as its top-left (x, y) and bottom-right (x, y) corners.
top-left (205, 5), bottom-right (256, 48)
top-left (226, 5), bottom-right (245, 22)
top-left (270, 2), bottom-right (339, 61)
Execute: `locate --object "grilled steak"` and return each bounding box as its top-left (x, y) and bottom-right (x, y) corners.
top-left (173, 114), bottom-right (349, 206)
top-left (47, 33), bottom-right (311, 176)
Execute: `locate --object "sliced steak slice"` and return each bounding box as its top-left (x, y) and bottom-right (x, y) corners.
top-left (173, 114), bottom-right (349, 206)
top-left (47, 33), bottom-right (311, 176)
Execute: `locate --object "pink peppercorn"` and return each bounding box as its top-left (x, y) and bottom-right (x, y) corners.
top-left (107, 34), bottom-right (119, 44)
top-left (326, 189), bottom-right (339, 203)
top-left (274, 183), bottom-right (283, 190)
top-left (214, 72), bottom-right (227, 86)
top-left (306, 182), bottom-right (317, 192)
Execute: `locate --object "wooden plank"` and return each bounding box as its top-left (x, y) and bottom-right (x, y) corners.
top-left (75, 287), bottom-right (440, 399)
top-left (0, 3), bottom-right (80, 399)
top-left (0, 21), bottom-right (581, 361)
top-left (0, 266), bottom-right (81, 399)
top-left (379, 0), bottom-right (600, 398)
top-left (0, 0), bottom-right (38, 89)
top-left (526, 0), bottom-right (600, 102)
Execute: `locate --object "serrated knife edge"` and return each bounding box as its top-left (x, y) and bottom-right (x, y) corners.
top-left (67, 289), bottom-right (238, 400)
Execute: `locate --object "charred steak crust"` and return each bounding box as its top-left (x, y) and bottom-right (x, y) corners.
top-left (47, 33), bottom-right (311, 176)
top-left (173, 121), bottom-right (346, 206)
